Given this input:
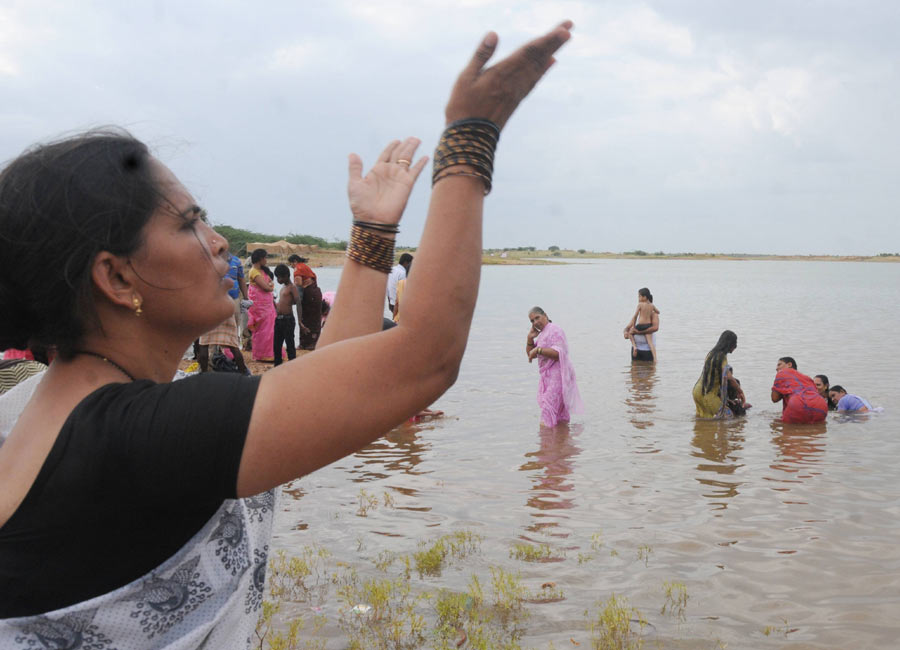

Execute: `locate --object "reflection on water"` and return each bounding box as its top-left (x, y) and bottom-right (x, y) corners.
top-left (624, 363), bottom-right (657, 430)
top-left (519, 423), bottom-right (583, 538)
top-left (345, 423), bottom-right (433, 484)
top-left (691, 417), bottom-right (746, 510)
top-left (766, 419), bottom-right (827, 497)
top-left (624, 362), bottom-right (661, 456)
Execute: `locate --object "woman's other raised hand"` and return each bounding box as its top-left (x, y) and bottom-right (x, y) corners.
top-left (445, 21), bottom-right (573, 130)
top-left (347, 137), bottom-right (428, 226)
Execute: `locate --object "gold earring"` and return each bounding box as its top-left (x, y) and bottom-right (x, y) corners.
top-left (133, 296), bottom-right (143, 316)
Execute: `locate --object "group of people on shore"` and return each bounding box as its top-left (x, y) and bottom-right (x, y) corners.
top-left (524, 287), bottom-right (878, 428)
top-left (196, 249), bottom-right (324, 370)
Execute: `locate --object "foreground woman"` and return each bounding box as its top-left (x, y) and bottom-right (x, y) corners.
top-left (771, 357), bottom-right (828, 423)
top-left (692, 330), bottom-right (749, 418)
top-left (526, 307), bottom-right (583, 427)
top-left (0, 20), bottom-right (573, 644)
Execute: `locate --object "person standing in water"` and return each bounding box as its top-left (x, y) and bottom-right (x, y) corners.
top-left (526, 307), bottom-right (583, 427)
top-left (623, 287), bottom-right (659, 362)
top-left (626, 287), bottom-right (659, 362)
top-left (692, 330), bottom-right (750, 418)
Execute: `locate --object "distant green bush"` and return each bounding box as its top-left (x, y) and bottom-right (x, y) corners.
top-left (548, 245), bottom-right (560, 252)
top-left (624, 249), bottom-right (648, 256)
top-left (578, 249), bottom-right (586, 254)
top-left (212, 224), bottom-right (347, 256)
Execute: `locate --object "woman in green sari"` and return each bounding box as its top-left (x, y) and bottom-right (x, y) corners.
top-left (693, 330), bottom-right (749, 418)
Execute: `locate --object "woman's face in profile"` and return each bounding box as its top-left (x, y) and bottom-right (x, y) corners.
top-left (126, 159), bottom-right (233, 334)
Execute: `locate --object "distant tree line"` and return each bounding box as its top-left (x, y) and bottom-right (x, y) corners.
top-left (213, 225), bottom-right (347, 256)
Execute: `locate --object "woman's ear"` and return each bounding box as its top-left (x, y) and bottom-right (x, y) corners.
top-left (91, 251), bottom-right (140, 311)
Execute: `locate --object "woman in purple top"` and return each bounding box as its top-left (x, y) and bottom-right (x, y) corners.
top-left (828, 386), bottom-right (873, 412)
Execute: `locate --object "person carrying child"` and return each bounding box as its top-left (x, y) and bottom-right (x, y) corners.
top-left (626, 287), bottom-right (659, 362)
top-left (273, 264), bottom-right (303, 366)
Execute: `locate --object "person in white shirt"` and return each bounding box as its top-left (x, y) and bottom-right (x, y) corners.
top-left (386, 253), bottom-right (413, 313)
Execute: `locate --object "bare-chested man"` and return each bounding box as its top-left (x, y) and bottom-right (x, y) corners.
top-left (273, 264), bottom-right (303, 366)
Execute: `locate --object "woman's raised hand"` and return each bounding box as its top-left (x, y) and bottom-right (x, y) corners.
top-left (347, 137), bottom-right (428, 225)
top-left (445, 21), bottom-right (573, 129)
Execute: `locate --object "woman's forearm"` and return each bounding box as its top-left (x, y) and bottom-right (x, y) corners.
top-left (537, 347), bottom-right (559, 360)
top-left (318, 260), bottom-right (391, 347)
top-left (399, 175), bottom-right (483, 370)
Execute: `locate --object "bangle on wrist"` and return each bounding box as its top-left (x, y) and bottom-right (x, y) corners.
top-left (432, 118), bottom-right (500, 195)
top-left (346, 225), bottom-right (395, 273)
top-left (353, 219), bottom-right (400, 235)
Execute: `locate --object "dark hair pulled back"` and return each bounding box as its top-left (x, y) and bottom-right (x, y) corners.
top-left (638, 287), bottom-right (653, 303)
top-left (0, 129), bottom-right (160, 356)
top-left (700, 329), bottom-right (737, 395)
top-left (779, 356), bottom-right (797, 370)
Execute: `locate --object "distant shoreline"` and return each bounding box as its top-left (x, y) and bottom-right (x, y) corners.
top-left (481, 251), bottom-right (900, 265)
top-left (266, 248), bottom-right (900, 269)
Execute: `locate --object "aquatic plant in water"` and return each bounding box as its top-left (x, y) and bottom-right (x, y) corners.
top-left (587, 594), bottom-right (648, 650)
top-left (414, 530), bottom-right (484, 578)
top-left (660, 581), bottom-right (688, 622)
top-left (267, 546), bottom-right (332, 604)
top-left (509, 542), bottom-right (565, 563)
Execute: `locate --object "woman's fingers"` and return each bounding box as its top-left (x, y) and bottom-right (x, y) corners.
top-left (377, 139), bottom-right (401, 164)
top-left (390, 136), bottom-right (421, 164)
top-left (408, 155), bottom-right (429, 180)
top-left (446, 21), bottom-right (572, 127)
top-left (348, 153), bottom-right (364, 182)
top-left (462, 31), bottom-right (499, 80)
top-left (506, 22), bottom-right (572, 79)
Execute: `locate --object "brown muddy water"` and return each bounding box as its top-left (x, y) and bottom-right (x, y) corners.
top-left (270, 260), bottom-right (899, 649)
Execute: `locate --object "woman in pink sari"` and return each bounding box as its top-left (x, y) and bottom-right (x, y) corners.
top-left (526, 307), bottom-right (583, 427)
top-left (246, 248), bottom-right (277, 361)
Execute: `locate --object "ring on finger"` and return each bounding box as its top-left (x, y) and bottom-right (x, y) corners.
top-left (397, 159), bottom-right (411, 166)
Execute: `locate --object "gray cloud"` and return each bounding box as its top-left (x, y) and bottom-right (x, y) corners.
top-left (2, 1), bottom-right (898, 255)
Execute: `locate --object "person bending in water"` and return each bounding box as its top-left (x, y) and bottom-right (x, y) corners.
top-left (273, 264), bottom-right (303, 366)
top-left (627, 287), bottom-right (659, 362)
top-left (771, 357), bottom-right (828, 423)
top-left (828, 386), bottom-right (873, 413)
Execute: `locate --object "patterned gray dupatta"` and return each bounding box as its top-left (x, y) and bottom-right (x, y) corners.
top-left (0, 490), bottom-right (277, 650)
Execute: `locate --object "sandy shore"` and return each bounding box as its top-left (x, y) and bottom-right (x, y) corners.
top-left (178, 350), bottom-right (311, 377)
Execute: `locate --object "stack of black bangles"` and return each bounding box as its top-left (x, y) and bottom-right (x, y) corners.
top-left (352, 219), bottom-right (400, 235)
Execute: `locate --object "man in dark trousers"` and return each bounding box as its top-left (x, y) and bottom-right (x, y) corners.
top-left (296, 265), bottom-right (322, 350)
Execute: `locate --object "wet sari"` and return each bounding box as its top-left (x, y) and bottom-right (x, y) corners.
top-left (247, 268), bottom-right (276, 362)
top-left (692, 355), bottom-right (732, 418)
top-left (772, 368), bottom-right (828, 423)
top-left (534, 323), bottom-right (583, 427)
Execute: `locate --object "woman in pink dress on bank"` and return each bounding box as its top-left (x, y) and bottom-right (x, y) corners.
top-left (526, 307), bottom-right (583, 427)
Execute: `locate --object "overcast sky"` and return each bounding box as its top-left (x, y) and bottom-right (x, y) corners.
top-left (2, 1), bottom-right (898, 255)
